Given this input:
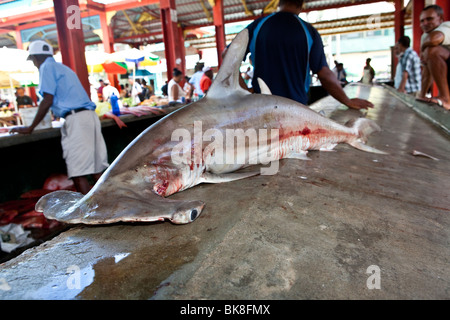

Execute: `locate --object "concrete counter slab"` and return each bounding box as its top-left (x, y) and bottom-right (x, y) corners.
top-left (0, 84), bottom-right (449, 300)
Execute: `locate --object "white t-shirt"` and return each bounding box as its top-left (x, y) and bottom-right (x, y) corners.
top-left (102, 85), bottom-right (120, 102)
top-left (189, 71), bottom-right (204, 95)
top-left (168, 78), bottom-right (186, 102)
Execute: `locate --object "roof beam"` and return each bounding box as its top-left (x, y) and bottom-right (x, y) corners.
top-left (0, 8), bottom-right (55, 27)
top-left (303, 0), bottom-right (387, 12)
top-left (105, 0), bottom-right (159, 12)
top-left (83, 0), bottom-right (106, 12)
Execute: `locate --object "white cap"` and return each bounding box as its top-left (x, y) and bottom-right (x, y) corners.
top-left (27, 40), bottom-right (53, 59)
top-left (202, 66), bottom-right (211, 72)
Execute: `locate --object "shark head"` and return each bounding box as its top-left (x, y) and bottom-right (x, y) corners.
top-left (169, 200), bottom-right (205, 224)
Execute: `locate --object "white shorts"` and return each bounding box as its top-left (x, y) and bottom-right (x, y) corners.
top-left (60, 110), bottom-right (109, 179)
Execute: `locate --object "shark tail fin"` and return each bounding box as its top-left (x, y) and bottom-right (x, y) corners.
top-left (207, 29), bottom-right (251, 99)
top-left (345, 118), bottom-right (387, 154)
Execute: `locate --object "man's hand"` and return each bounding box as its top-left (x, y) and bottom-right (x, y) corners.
top-left (317, 66), bottom-right (374, 110)
top-left (10, 92), bottom-right (54, 135)
top-left (9, 126), bottom-right (34, 135)
top-left (346, 98), bottom-right (374, 110)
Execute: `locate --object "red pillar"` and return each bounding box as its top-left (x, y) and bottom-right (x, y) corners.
top-left (99, 12), bottom-right (119, 91)
top-left (53, 0), bottom-right (90, 95)
top-left (28, 87), bottom-right (37, 106)
top-left (160, 0), bottom-right (185, 81)
top-left (15, 29), bottom-right (23, 49)
top-left (435, 0), bottom-right (450, 21)
top-left (394, 0), bottom-right (404, 42)
top-left (213, 0), bottom-right (226, 67)
top-left (412, 0), bottom-right (425, 55)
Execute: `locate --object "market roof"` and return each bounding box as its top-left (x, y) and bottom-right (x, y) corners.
top-left (0, 0), bottom-right (407, 50)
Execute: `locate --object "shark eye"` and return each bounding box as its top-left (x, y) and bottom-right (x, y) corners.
top-left (190, 209), bottom-right (198, 221)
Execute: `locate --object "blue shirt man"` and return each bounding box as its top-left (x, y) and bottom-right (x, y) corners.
top-left (246, 11), bottom-right (328, 104)
top-left (38, 57), bottom-right (96, 118)
top-left (11, 40), bottom-right (108, 194)
top-left (242, 0), bottom-right (374, 110)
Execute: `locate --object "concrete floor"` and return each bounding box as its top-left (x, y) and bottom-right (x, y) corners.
top-left (0, 84), bottom-right (449, 300)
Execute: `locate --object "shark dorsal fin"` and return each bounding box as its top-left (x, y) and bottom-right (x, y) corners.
top-left (257, 78), bottom-right (272, 95)
top-left (206, 29), bottom-right (251, 99)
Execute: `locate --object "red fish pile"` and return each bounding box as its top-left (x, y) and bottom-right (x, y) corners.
top-left (0, 174), bottom-right (74, 229)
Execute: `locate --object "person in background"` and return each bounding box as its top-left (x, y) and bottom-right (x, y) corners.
top-left (102, 81), bottom-right (121, 104)
top-left (396, 36), bottom-right (422, 96)
top-left (148, 79), bottom-right (155, 97)
top-left (97, 79), bottom-right (105, 102)
top-left (189, 62), bottom-right (205, 99)
top-left (200, 66), bottom-right (214, 94)
top-left (361, 58), bottom-right (375, 84)
top-left (130, 78), bottom-right (143, 105)
top-left (0, 96), bottom-right (9, 108)
top-left (161, 80), bottom-right (168, 96)
top-left (242, 63), bottom-right (254, 90)
top-left (168, 68), bottom-right (186, 103)
top-left (393, 43), bottom-right (405, 90)
top-left (10, 40), bottom-right (109, 194)
top-left (418, 4), bottom-right (450, 110)
top-left (124, 83), bottom-right (131, 98)
top-left (336, 63), bottom-right (348, 86)
top-left (243, 0), bottom-right (373, 110)
top-left (15, 87), bottom-right (34, 108)
top-left (140, 79), bottom-right (150, 100)
top-left (183, 76), bottom-right (192, 96)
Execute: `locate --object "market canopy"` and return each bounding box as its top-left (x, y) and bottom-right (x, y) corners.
top-left (0, 47), bottom-right (35, 73)
top-left (102, 61), bottom-right (128, 74)
top-left (0, 0), bottom-right (417, 50)
top-left (134, 69), bottom-right (152, 77)
top-left (0, 71), bottom-right (20, 89)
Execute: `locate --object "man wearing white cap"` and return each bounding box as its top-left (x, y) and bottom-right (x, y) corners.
top-left (10, 40), bottom-right (109, 194)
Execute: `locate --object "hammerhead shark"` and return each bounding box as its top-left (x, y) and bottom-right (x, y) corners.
top-left (36, 29), bottom-right (385, 225)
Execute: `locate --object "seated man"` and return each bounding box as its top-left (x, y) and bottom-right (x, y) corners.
top-left (418, 4), bottom-right (450, 110)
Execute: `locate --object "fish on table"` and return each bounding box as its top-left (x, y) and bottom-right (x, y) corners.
top-left (36, 29), bottom-right (386, 225)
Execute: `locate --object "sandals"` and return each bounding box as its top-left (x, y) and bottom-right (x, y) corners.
top-left (416, 97), bottom-right (444, 107)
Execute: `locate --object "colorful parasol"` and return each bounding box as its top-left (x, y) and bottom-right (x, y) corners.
top-left (101, 61), bottom-right (128, 74)
top-left (139, 58), bottom-right (158, 67)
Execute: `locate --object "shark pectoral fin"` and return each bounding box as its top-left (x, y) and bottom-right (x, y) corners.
top-left (319, 143), bottom-right (337, 151)
top-left (285, 151), bottom-right (311, 160)
top-left (348, 138), bottom-right (388, 155)
top-left (200, 171), bottom-right (260, 184)
top-left (257, 78), bottom-right (272, 95)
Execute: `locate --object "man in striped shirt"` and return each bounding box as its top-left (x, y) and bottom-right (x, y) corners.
top-left (396, 36), bottom-right (422, 96)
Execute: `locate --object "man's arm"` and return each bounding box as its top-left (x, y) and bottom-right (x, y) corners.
top-left (171, 83), bottom-right (179, 101)
top-left (421, 31), bottom-right (445, 52)
top-left (397, 71), bottom-right (409, 93)
top-left (317, 66), bottom-right (374, 110)
top-left (10, 93), bottom-right (53, 134)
